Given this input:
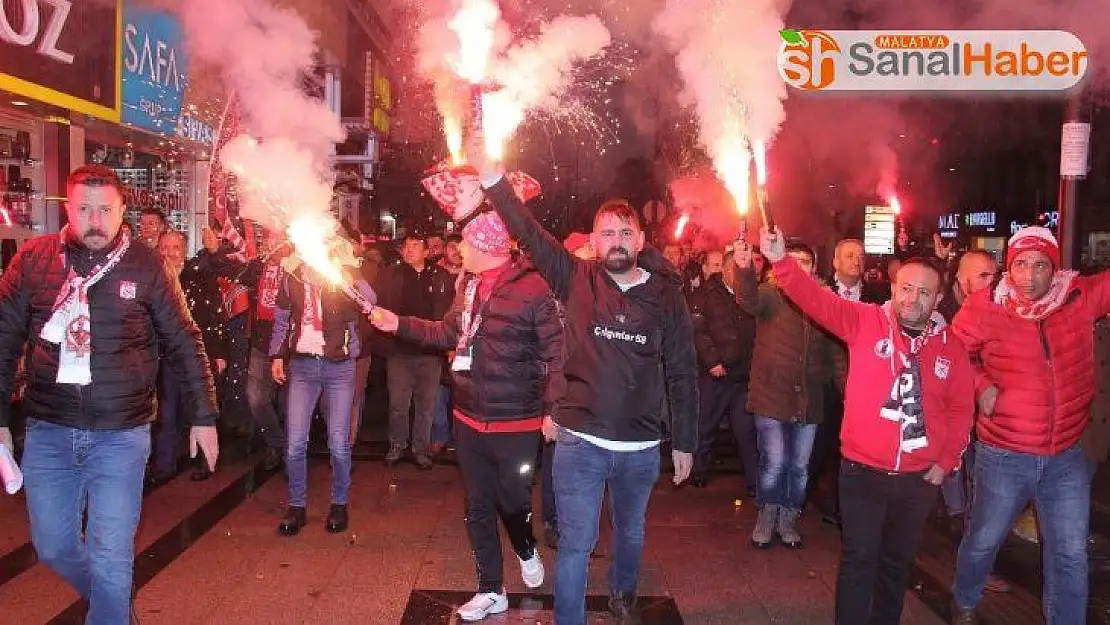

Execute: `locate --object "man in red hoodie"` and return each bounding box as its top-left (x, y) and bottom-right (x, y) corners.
top-left (950, 226), bottom-right (1110, 625)
top-left (752, 227), bottom-right (975, 625)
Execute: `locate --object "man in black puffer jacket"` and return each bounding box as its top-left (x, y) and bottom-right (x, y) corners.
top-left (688, 250), bottom-right (758, 492)
top-left (0, 166), bottom-right (218, 624)
top-left (371, 195), bottom-right (564, 622)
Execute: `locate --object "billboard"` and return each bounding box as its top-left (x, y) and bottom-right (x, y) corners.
top-left (864, 204), bottom-right (897, 255)
top-left (120, 1), bottom-right (188, 137)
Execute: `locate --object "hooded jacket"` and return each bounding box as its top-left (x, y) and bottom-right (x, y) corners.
top-left (484, 178), bottom-right (699, 453)
top-left (773, 256), bottom-right (975, 473)
top-left (952, 272), bottom-right (1110, 455)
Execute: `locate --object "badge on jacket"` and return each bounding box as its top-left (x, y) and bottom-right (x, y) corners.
top-left (119, 281), bottom-right (136, 300)
top-left (934, 356), bottom-right (950, 380)
top-left (874, 338), bottom-right (893, 358)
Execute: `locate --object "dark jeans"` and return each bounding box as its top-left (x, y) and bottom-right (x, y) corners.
top-left (153, 368), bottom-right (183, 473)
top-left (553, 429), bottom-right (660, 625)
top-left (836, 460), bottom-right (937, 625)
top-left (431, 384), bottom-right (453, 446)
top-left (455, 422), bottom-right (540, 593)
top-left (953, 442), bottom-right (1093, 624)
top-left (693, 375), bottom-right (758, 483)
top-left (386, 354), bottom-right (442, 456)
top-left (541, 440), bottom-right (556, 526)
top-left (246, 348), bottom-right (285, 451)
top-left (23, 419), bottom-right (151, 625)
top-left (810, 384), bottom-right (845, 515)
top-left (218, 315), bottom-right (251, 432)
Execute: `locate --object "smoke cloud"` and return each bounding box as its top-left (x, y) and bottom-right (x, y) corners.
top-left (175, 0), bottom-right (344, 232)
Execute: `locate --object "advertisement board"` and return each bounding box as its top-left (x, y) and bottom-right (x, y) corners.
top-left (120, 1), bottom-right (188, 137)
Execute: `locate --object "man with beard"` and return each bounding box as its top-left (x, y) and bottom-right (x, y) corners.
top-left (471, 149), bottom-right (698, 625)
top-left (370, 188), bottom-right (563, 621)
top-left (754, 227), bottom-right (974, 625)
top-left (0, 165), bottom-right (218, 623)
top-left (950, 227), bottom-right (1110, 625)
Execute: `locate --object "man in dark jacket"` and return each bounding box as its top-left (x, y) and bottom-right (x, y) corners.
top-left (374, 234), bottom-right (455, 468)
top-left (688, 250), bottom-right (758, 492)
top-left (0, 165), bottom-right (218, 624)
top-left (148, 229), bottom-right (228, 484)
top-left (470, 149), bottom-right (698, 625)
top-left (371, 195), bottom-right (563, 622)
top-left (737, 240), bottom-right (834, 549)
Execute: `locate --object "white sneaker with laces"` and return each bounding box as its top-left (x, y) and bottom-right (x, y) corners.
top-left (519, 548), bottom-right (545, 588)
top-left (456, 591), bottom-right (509, 621)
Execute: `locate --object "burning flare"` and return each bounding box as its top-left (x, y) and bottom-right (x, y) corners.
top-left (753, 140), bottom-right (768, 187)
top-left (674, 213), bottom-right (690, 239)
top-left (890, 195), bottom-right (902, 215)
top-left (716, 139), bottom-right (751, 217)
top-left (448, 0), bottom-right (500, 84)
top-left (287, 215), bottom-right (344, 285)
top-left (444, 114), bottom-right (464, 165)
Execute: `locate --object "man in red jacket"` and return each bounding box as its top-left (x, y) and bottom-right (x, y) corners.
top-left (951, 227), bottom-right (1109, 625)
top-left (753, 227), bottom-right (975, 625)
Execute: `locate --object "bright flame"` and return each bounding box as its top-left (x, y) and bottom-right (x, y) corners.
top-left (674, 213), bottom-right (690, 239)
top-left (890, 195), bottom-right (902, 215)
top-left (481, 91), bottom-right (522, 161)
top-left (715, 139), bottom-right (751, 216)
top-left (287, 215), bottom-right (344, 285)
top-left (448, 0), bottom-right (500, 83)
top-left (753, 140), bottom-right (768, 187)
top-left (444, 115), bottom-right (464, 165)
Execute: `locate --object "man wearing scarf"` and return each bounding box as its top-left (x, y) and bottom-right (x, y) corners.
top-left (0, 165), bottom-right (219, 624)
top-left (269, 243), bottom-right (375, 537)
top-left (950, 227), bottom-right (1110, 625)
top-left (754, 226), bottom-right (974, 625)
top-left (371, 167), bottom-right (563, 621)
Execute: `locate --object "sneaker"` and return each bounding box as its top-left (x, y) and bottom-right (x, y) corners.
top-left (777, 507), bottom-right (803, 548)
top-left (384, 446), bottom-right (404, 466)
top-left (456, 591), bottom-right (509, 622)
top-left (751, 504), bottom-right (778, 548)
top-left (518, 548), bottom-right (545, 588)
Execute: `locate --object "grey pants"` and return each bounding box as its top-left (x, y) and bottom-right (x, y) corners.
top-left (246, 348), bottom-right (285, 450)
top-left (387, 354), bottom-right (442, 456)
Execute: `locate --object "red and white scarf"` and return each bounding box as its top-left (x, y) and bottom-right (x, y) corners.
top-left (993, 270), bottom-right (1078, 321)
top-left (40, 227), bottom-right (130, 385)
top-left (256, 263), bottom-right (283, 321)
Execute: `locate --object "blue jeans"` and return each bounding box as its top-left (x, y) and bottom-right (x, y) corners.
top-left (754, 416), bottom-right (818, 510)
top-left (286, 357), bottom-right (355, 508)
top-left (953, 442), bottom-right (1094, 624)
top-left (553, 429), bottom-right (660, 625)
top-left (22, 419), bottom-right (151, 625)
top-left (431, 384), bottom-right (452, 446)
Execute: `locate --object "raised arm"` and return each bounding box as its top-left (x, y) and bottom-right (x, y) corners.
top-left (483, 179), bottom-right (575, 300)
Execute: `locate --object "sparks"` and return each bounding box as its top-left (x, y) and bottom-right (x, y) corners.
top-left (448, 0), bottom-right (500, 84)
top-left (753, 140), bottom-right (768, 187)
top-left (444, 114), bottom-right (465, 165)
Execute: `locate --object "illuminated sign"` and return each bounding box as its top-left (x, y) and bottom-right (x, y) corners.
top-left (864, 204), bottom-right (897, 255)
top-left (121, 1), bottom-right (187, 136)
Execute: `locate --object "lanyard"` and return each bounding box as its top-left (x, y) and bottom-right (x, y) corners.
top-left (456, 276), bottom-right (484, 351)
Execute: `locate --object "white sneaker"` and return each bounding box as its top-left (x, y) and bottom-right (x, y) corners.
top-left (456, 591), bottom-right (509, 621)
top-left (519, 548), bottom-right (545, 588)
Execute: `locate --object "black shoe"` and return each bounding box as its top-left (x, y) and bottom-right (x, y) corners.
top-left (145, 469), bottom-right (174, 487)
top-left (414, 454), bottom-right (434, 470)
top-left (608, 590), bottom-right (641, 624)
top-left (950, 601), bottom-right (977, 624)
top-left (190, 466), bottom-right (213, 481)
top-left (690, 476), bottom-right (708, 488)
top-left (278, 506), bottom-right (307, 536)
top-left (326, 504), bottom-right (348, 533)
top-left (263, 447), bottom-right (283, 472)
top-left (544, 523), bottom-right (559, 549)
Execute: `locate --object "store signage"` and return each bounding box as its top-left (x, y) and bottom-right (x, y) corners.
top-left (0, 0), bottom-right (121, 120)
top-left (121, 1), bottom-right (187, 137)
top-left (863, 204), bottom-right (897, 255)
top-left (938, 210), bottom-right (998, 231)
top-left (965, 211), bottom-right (996, 227)
top-left (123, 183), bottom-right (184, 213)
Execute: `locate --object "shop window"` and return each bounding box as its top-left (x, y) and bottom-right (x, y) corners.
top-left (87, 143), bottom-right (192, 233)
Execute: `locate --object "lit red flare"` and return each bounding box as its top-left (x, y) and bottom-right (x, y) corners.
top-left (674, 213), bottom-right (690, 239)
top-left (890, 195), bottom-right (902, 214)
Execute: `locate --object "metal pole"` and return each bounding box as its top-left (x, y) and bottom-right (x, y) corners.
top-left (1057, 94), bottom-right (1085, 269)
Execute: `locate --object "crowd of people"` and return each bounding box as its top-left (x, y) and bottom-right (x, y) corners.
top-left (0, 161), bottom-right (1105, 625)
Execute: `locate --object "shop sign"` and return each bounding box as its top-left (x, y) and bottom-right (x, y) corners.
top-left (120, 1), bottom-right (187, 137)
top-left (0, 0), bottom-right (121, 121)
top-left (123, 183), bottom-right (184, 213)
top-left (863, 204), bottom-right (897, 255)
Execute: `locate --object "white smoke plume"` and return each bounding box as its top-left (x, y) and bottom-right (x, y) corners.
top-left (176, 0), bottom-right (344, 232)
top-left (654, 0), bottom-right (790, 161)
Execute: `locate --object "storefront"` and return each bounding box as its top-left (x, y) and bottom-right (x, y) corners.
top-left (936, 209), bottom-right (1010, 264)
